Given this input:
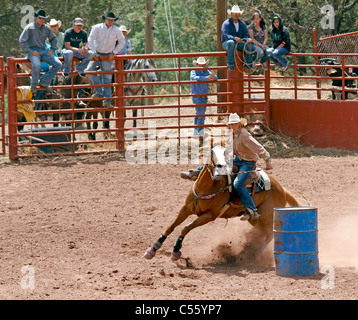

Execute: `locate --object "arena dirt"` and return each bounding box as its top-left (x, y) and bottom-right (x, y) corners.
top-left (0, 151), bottom-right (357, 300)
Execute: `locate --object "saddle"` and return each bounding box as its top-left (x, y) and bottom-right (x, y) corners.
top-left (217, 168), bottom-right (271, 219)
top-left (232, 165), bottom-right (271, 193)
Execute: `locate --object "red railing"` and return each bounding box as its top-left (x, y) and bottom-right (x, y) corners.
top-left (0, 56), bottom-right (5, 155)
top-left (5, 52), bottom-right (269, 160)
top-left (269, 52), bottom-right (358, 100)
top-left (4, 48), bottom-right (358, 159)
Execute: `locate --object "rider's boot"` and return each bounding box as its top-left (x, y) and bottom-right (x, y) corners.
top-left (180, 169), bottom-right (200, 181)
top-left (240, 208), bottom-right (261, 221)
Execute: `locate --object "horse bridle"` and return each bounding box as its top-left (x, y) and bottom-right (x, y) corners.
top-left (192, 163), bottom-right (232, 216)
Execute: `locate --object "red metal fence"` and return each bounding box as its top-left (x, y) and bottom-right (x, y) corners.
top-left (0, 57), bottom-right (5, 155)
top-left (3, 48), bottom-right (358, 160)
top-left (5, 52), bottom-right (269, 160)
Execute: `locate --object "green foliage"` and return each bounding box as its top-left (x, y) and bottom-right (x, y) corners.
top-left (1, 0), bottom-right (357, 62)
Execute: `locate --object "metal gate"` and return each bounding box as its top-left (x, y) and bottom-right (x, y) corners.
top-left (0, 57), bottom-right (5, 155)
top-left (5, 52), bottom-right (269, 161)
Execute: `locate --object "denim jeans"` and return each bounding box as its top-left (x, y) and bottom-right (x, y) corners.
top-left (27, 48), bottom-right (62, 91)
top-left (270, 47), bottom-right (289, 67)
top-left (193, 97), bottom-right (207, 136)
top-left (232, 158), bottom-right (257, 212)
top-left (222, 40), bottom-right (257, 68)
top-left (86, 53), bottom-right (113, 105)
top-left (61, 49), bottom-right (94, 74)
top-left (258, 47), bottom-right (274, 64)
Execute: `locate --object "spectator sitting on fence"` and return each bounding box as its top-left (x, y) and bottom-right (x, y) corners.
top-left (86, 12), bottom-right (125, 108)
top-left (19, 9), bottom-right (62, 95)
top-left (270, 15), bottom-right (291, 72)
top-left (248, 12), bottom-right (273, 70)
top-left (190, 57), bottom-right (218, 137)
top-left (221, 5), bottom-right (257, 71)
top-left (46, 18), bottom-right (64, 56)
top-left (25, 43), bottom-right (58, 111)
top-left (61, 18), bottom-right (94, 77)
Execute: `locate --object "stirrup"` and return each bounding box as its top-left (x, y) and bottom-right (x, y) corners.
top-left (240, 211), bottom-right (260, 221)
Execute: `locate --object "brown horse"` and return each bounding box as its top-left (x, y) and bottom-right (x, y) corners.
top-left (144, 144), bottom-right (300, 261)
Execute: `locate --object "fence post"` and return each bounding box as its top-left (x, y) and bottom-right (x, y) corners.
top-left (0, 57), bottom-right (5, 155)
top-left (342, 55), bottom-right (346, 100)
top-left (228, 51), bottom-right (244, 115)
top-left (313, 28), bottom-right (321, 100)
top-left (6, 57), bottom-right (18, 160)
top-left (115, 57), bottom-right (125, 151)
top-left (264, 62), bottom-right (271, 129)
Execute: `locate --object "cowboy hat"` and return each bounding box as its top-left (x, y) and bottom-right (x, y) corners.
top-left (119, 25), bottom-right (131, 34)
top-left (227, 5), bottom-right (244, 15)
top-left (34, 9), bottom-right (49, 19)
top-left (47, 18), bottom-right (62, 28)
top-left (227, 113), bottom-right (247, 126)
top-left (193, 57), bottom-right (210, 66)
top-left (102, 12), bottom-right (118, 21)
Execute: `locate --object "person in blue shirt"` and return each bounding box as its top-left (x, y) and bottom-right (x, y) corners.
top-left (119, 25), bottom-right (132, 55)
top-left (25, 43), bottom-right (58, 109)
top-left (19, 9), bottom-right (62, 94)
top-left (190, 57), bottom-right (218, 136)
top-left (119, 25), bottom-right (132, 68)
top-left (221, 5), bottom-right (257, 71)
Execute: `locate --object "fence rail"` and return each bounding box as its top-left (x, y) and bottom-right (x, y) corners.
top-left (0, 57), bottom-right (5, 155)
top-left (3, 49), bottom-right (358, 160)
top-left (5, 52), bottom-right (269, 160)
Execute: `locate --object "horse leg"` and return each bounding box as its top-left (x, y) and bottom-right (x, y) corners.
top-left (133, 108), bottom-right (137, 128)
top-left (92, 113), bottom-right (98, 140)
top-left (143, 204), bottom-right (192, 259)
top-left (86, 112), bottom-right (95, 140)
top-left (256, 232), bottom-right (273, 256)
top-left (171, 212), bottom-right (215, 261)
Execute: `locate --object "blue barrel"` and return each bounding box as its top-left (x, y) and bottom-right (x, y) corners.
top-left (273, 206), bottom-right (319, 277)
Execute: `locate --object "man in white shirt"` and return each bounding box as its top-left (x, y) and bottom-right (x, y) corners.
top-left (86, 12), bottom-right (125, 108)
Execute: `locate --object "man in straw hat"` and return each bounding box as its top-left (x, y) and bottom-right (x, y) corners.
top-left (46, 18), bottom-right (64, 55)
top-left (190, 57), bottom-right (218, 136)
top-left (118, 25), bottom-right (132, 55)
top-left (87, 12), bottom-right (125, 108)
top-left (221, 5), bottom-right (257, 71)
top-left (19, 9), bottom-right (62, 95)
top-left (181, 113), bottom-right (272, 221)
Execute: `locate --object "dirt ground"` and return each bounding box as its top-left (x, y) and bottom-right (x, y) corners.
top-left (1, 142), bottom-right (358, 301)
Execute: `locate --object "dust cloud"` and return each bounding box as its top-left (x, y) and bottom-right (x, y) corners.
top-left (192, 220), bottom-right (274, 266)
top-left (319, 214), bottom-right (358, 271)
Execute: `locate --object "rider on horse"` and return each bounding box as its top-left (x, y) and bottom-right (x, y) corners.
top-left (181, 113), bottom-right (273, 221)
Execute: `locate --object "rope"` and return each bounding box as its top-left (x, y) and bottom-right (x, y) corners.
top-left (163, 0), bottom-right (179, 82)
top-left (234, 40), bottom-right (260, 73)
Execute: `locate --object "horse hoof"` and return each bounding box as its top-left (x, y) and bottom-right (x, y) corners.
top-left (143, 247), bottom-right (156, 259)
top-left (171, 250), bottom-right (182, 261)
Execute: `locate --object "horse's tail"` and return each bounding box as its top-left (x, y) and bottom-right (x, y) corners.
top-left (285, 188), bottom-right (301, 207)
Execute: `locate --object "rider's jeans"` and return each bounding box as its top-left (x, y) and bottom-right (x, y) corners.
top-left (233, 158), bottom-right (257, 212)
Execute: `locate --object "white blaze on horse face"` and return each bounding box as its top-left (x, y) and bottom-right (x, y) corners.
top-left (212, 145), bottom-right (230, 178)
top-left (143, 59), bottom-right (157, 82)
